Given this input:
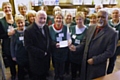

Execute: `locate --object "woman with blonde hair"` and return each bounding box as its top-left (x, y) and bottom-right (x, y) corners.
top-left (51, 6), bottom-right (62, 24)
top-left (11, 14), bottom-right (30, 80)
top-left (18, 3), bottom-right (29, 26)
top-left (69, 11), bottom-right (87, 80)
top-left (87, 13), bottom-right (97, 27)
top-left (27, 10), bottom-right (36, 25)
top-left (0, 2), bottom-right (17, 80)
top-left (49, 11), bottom-right (71, 80)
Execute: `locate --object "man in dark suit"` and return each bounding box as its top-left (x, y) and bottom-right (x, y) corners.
top-left (69, 9), bottom-right (118, 80)
top-left (24, 10), bottom-right (51, 80)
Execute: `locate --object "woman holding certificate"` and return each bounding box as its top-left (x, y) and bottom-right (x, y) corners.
top-left (49, 11), bottom-right (71, 80)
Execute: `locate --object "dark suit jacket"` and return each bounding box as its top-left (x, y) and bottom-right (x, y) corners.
top-left (76, 25), bottom-right (118, 80)
top-left (24, 22), bottom-right (51, 75)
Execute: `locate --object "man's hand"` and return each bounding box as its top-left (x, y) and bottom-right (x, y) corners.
top-left (69, 44), bottom-right (76, 51)
top-left (12, 57), bottom-right (16, 61)
top-left (87, 58), bottom-right (94, 65)
top-left (56, 43), bottom-right (60, 48)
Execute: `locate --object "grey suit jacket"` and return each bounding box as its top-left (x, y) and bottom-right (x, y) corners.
top-left (76, 24), bottom-right (118, 80)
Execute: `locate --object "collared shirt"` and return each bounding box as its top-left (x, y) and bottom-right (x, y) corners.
top-left (93, 26), bottom-right (104, 37)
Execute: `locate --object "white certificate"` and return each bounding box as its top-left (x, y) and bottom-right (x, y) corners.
top-left (59, 40), bottom-right (68, 48)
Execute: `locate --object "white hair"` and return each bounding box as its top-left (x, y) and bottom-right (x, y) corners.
top-left (98, 9), bottom-right (108, 20)
top-left (65, 12), bottom-right (72, 17)
top-left (95, 4), bottom-right (103, 8)
top-left (36, 10), bottom-right (47, 18)
top-left (111, 8), bottom-right (120, 14)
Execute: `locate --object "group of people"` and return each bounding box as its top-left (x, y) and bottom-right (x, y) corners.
top-left (0, 1), bottom-right (120, 80)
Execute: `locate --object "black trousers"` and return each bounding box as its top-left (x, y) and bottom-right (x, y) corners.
top-left (18, 63), bottom-right (30, 80)
top-left (30, 72), bottom-right (47, 80)
top-left (107, 55), bottom-right (117, 74)
top-left (54, 61), bottom-right (65, 80)
top-left (64, 51), bottom-right (70, 74)
top-left (6, 55), bottom-right (16, 77)
top-left (107, 46), bottom-right (120, 74)
top-left (71, 62), bottom-right (81, 79)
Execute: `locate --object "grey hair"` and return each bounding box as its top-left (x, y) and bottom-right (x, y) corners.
top-left (65, 12), bottom-right (72, 17)
top-left (36, 10), bottom-right (47, 18)
top-left (111, 8), bottom-right (120, 14)
top-left (95, 4), bottom-right (103, 8)
top-left (97, 9), bottom-right (108, 19)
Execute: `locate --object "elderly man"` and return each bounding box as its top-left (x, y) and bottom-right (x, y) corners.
top-left (24, 10), bottom-right (51, 80)
top-left (107, 8), bottom-right (120, 74)
top-left (94, 4), bottom-right (103, 13)
top-left (69, 9), bottom-right (118, 80)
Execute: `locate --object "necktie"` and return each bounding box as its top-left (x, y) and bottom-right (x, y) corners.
top-left (40, 28), bottom-right (45, 36)
top-left (94, 28), bottom-right (102, 37)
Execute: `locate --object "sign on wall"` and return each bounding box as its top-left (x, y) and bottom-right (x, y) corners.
top-left (31, 0), bottom-right (59, 6)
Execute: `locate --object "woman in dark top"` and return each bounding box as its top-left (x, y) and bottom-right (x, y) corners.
top-left (49, 11), bottom-right (71, 80)
top-left (11, 14), bottom-right (29, 80)
top-left (0, 2), bottom-right (17, 80)
top-left (69, 12), bottom-right (87, 80)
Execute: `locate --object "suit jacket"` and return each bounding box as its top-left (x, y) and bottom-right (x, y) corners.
top-left (24, 22), bottom-right (51, 75)
top-left (76, 24), bottom-right (118, 80)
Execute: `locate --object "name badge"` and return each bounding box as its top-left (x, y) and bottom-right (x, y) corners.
top-left (75, 39), bottom-right (80, 44)
top-left (59, 33), bottom-right (64, 37)
top-left (19, 36), bottom-right (24, 41)
top-left (72, 35), bottom-right (76, 39)
top-left (56, 37), bottom-right (62, 42)
top-left (113, 28), bottom-right (116, 31)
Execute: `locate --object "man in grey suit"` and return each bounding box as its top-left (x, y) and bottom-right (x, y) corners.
top-left (69, 9), bottom-right (118, 80)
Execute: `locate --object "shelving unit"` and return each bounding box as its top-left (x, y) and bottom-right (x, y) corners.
top-left (32, 3), bottom-right (116, 15)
